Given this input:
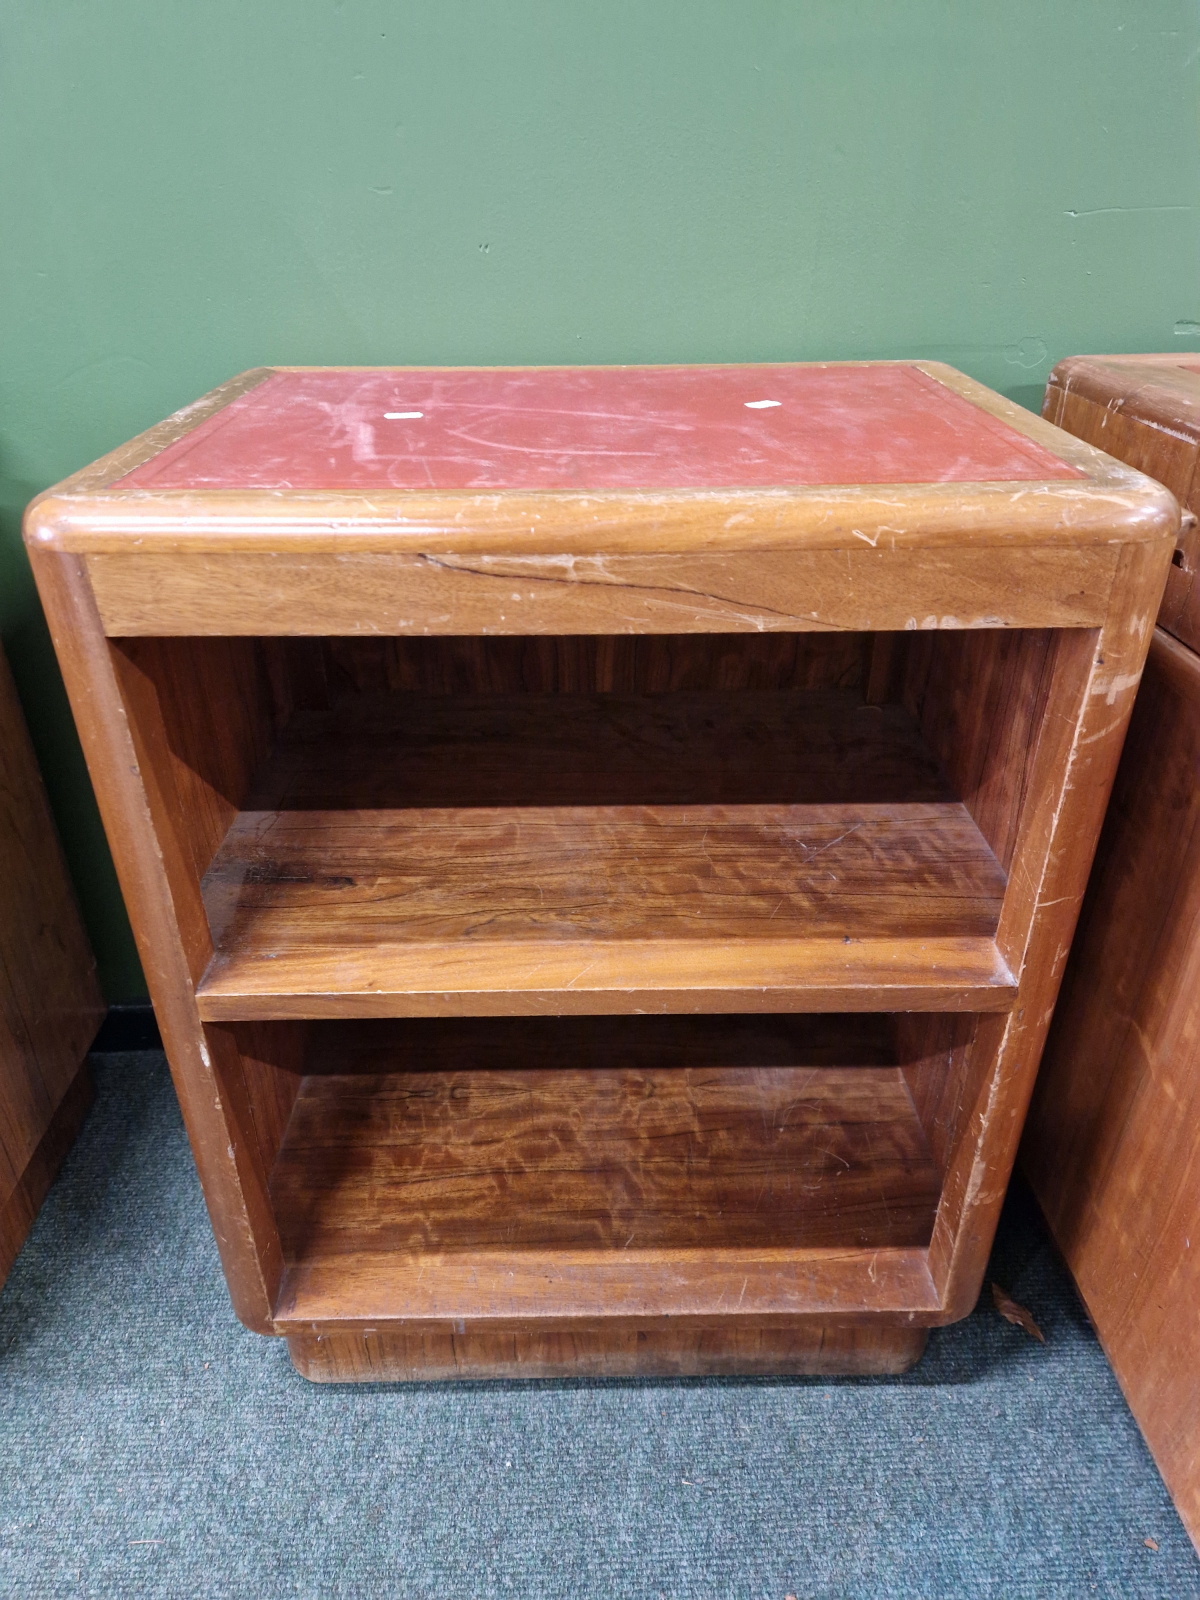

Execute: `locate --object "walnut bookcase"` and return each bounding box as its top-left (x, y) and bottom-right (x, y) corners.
top-left (24, 362), bottom-right (1176, 1381)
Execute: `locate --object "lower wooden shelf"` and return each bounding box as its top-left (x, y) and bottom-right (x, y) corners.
top-left (268, 1016), bottom-right (943, 1343)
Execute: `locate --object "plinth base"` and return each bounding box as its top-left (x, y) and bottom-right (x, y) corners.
top-left (286, 1322), bottom-right (929, 1383)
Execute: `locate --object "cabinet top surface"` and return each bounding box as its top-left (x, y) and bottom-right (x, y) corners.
top-left (116, 363), bottom-right (1075, 493)
top-left (1048, 353), bottom-right (1200, 437)
top-left (26, 361), bottom-right (1177, 555)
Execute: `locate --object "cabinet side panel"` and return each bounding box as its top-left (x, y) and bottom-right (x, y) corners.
top-left (901, 628), bottom-right (1061, 872)
top-left (895, 1014), bottom-right (977, 1180)
top-left (105, 644), bottom-right (214, 985)
top-left (1023, 628), bottom-right (1200, 1549)
top-left (926, 542), bottom-right (1171, 1317)
top-left (111, 638), bottom-right (283, 881)
top-left (26, 551), bottom-right (281, 1332)
top-left (0, 977), bottom-right (33, 1193)
top-left (0, 644), bottom-right (103, 1200)
top-left (1047, 387), bottom-right (1197, 500)
top-left (226, 1021), bottom-right (306, 1176)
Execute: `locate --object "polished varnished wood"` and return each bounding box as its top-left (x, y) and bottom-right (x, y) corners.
top-left (23, 360), bottom-right (1177, 1379)
top-left (316, 630), bottom-right (871, 696)
top-left (274, 1052), bottom-right (937, 1264)
top-left (1044, 353), bottom-right (1200, 652)
top-left (0, 1063), bottom-right (94, 1289)
top-left (926, 555), bottom-right (1166, 1316)
top-left (895, 1013), bottom-right (977, 1181)
top-left (1028, 353), bottom-right (1200, 1550)
top-left (80, 546), bottom-right (1120, 638)
top-left (275, 1024), bottom-right (943, 1333)
top-left (26, 363), bottom-right (1172, 557)
top-left (110, 637), bottom-right (282, 881)
top-left (241, 687), bottom-right (950, 809)
top-left (1024, 627), bottom-right (1200, 1551)
top-left (0, 641), bottom-right (104, 1288)
top-left (196, 687), bottom-right (1011, 1019)
top-left (288, 1322), bottom-right (930, 1382)
top-left (902, 628), bottom-right (1062, 873)
top-left (29, 555), bottom-right (284, 1331)
top-left (271, 1016), bottom-right (945, 1330)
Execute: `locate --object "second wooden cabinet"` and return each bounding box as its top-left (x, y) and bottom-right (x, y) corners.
top-left (1025, 353), bottom-right (1200, 1552)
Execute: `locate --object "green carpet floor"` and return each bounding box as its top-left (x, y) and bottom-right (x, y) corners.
top-left (1, 1052), bottom-right (1197, 1599)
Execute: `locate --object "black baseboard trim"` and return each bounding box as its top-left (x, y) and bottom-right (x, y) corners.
top-left (89, 1003), bottom-right (162, 1054)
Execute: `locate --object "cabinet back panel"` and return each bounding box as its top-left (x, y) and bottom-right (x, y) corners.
top-left (316, 632), bottom-right (869, 699)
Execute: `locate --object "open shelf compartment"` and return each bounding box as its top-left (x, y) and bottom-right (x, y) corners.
top-left (121, 629), bottom-right (1029, 1018)
top-left (230, 1012), bottom-right (957, 1329)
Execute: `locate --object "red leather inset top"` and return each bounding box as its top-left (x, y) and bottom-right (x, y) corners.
top-left (117, 364), bottom-right (1078, 492)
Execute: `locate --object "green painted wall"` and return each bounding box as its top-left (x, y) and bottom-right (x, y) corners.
top-left (3, 1), bottom-right (1198, 999)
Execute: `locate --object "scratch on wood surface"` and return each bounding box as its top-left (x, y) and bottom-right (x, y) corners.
top-left (1093, 669), bottom-right (1142, 706)
top-left (1078, 714), bottom-right (1128, 748)
top-left (801, 822), bottom-right (864, 860)
top-left (564, 960), bottom-right (599, 989)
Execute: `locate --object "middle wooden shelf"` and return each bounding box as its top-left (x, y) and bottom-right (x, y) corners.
top-left (191, 686), bottom-right (1013, 1019)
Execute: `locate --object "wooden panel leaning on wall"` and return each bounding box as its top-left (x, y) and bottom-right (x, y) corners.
top-left (1026, 352), bottom-right (1200, 1554)
top-left (0, 641), bottom-right (105, 1288)
top-left (22, 360), bottom-right (1178, 1382)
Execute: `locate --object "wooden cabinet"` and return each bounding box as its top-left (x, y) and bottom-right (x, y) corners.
top-left (23, 361), bottom-right (1175, 1381)
top-left (0, 640), bottom-right (104, 1288)
top-left (1025, 353), bottom-right (1200, 1552)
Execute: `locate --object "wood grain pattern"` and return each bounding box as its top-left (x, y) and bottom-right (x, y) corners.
top-left (274, 1064), bottom-right (939, 1257)
top-left (197, 940), bottom-right (1015, 1021)
top-left (221, 1020), bottom-right (306, 1180)
top-left (111, 637), bottom-right (282, 881)
top-left (195, 685), bottom-right (1012, 1018)
top-left (903, 628), bottom-right (1063, 872)
top-left (1032, 358), bottom-right (1200, 1547)
top-left (24, 364), bottom-right (1177, 561)
top-left (277, 1245), bottom-right (939, 1328)
top-left (22, 359), bottom-right (1176, 1380)
top-left (0, 640), bottom-right (103, 1282)
top-left (317, 630), bottom-right (870, 697)
top-left (241, 688), bottom-right (953, 809)
top-left (197, 801), bottom-right (1009, 1018)
top-left (24, 551), bottom-right (283, 1332)
top-left (83, 546), bottom-right (1118, 637)
top-left (287, 1322), bottom-right (930, 1382)
top-left (271, 1016), bottom-right (943, 1333)
top-left (34, 483), bottom-right (1167, 555)
top-left (0, 1062), bottom-right (93, 1288)
top-left (928, 543), bottom-right (1170, 1317)
top-left (1024, 629), bottom-right (1200, 1551)
top-left (1045, 354), bottom-right (1200, 652)
top-left (895, 1013), bottom-right (977, 1180)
